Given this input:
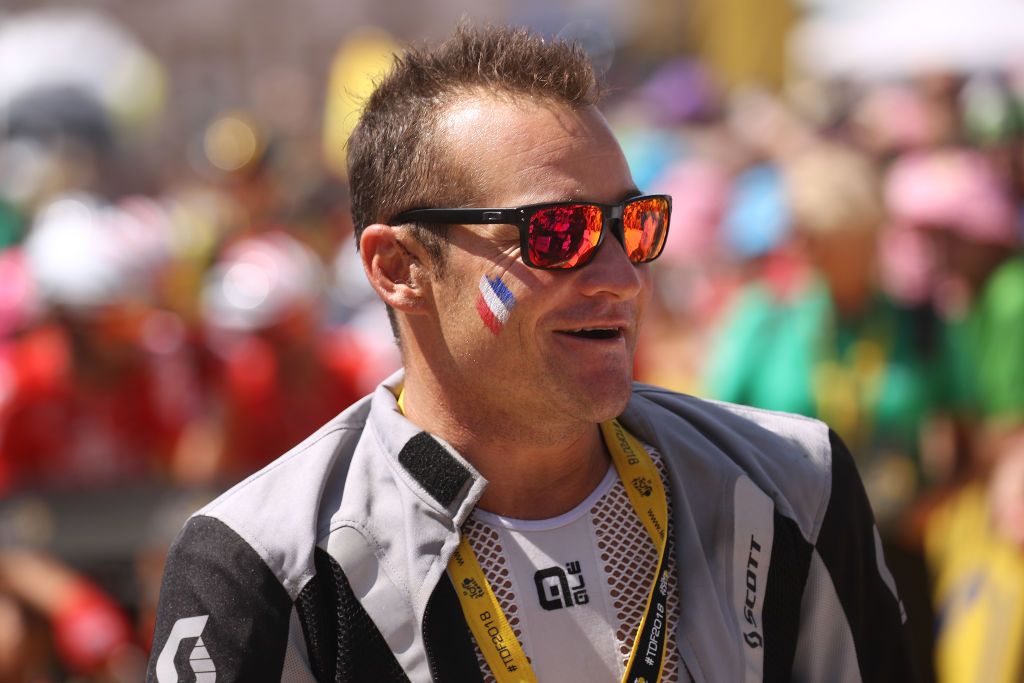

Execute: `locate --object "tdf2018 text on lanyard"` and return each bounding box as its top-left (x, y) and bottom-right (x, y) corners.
top-left (446, 419), bottom-right (672, 683)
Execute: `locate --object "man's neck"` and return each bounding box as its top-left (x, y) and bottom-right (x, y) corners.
top-left (400, 376), bottom-right (611, 520)
top-left (469, 431), bottom-right (611, 520)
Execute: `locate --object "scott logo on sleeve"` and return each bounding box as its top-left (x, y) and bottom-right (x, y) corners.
top-left (155, 615), bottom-right (217, 682)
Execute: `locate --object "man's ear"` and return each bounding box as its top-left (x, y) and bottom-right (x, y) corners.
top-left (359, 224), bottom-right (430, 314)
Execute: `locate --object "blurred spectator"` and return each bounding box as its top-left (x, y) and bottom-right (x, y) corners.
top-left (721, 163), bottom-right (793, 265)
top-left (887, 148), bottom-right (1024, 475)
top-left (0, 549), bottom-right (144, 682)
top-left (887, 147), bottom-right (1024, 683)
top-left (635, 158), bottom-right (733, 393)
top-left (706, 143), bottom-right (944, 525)
top-left (924, 437), bottom-right (1024, 683)
top-left (0, 194), bottom-right (198, 493)
top-left (172, 231), bottom-right (391, 485)
top-left (201, 112), bottom-right (283, 235)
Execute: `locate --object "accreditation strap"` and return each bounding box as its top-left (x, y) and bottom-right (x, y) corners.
top-left (446, 418), bottom-right (671, 683)
top-left (448, 536), bottom-right (537, 681)
top-left (601, 419), bottom-right (673, 683)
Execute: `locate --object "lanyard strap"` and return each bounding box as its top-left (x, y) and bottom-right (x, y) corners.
top-left (446, 418), bottom-right (671, 683)
top-left (601, 419), bottom-right (672, 683)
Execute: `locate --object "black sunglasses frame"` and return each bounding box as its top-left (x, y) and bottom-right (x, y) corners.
top-left (390, 194), bottom-right (672, 270)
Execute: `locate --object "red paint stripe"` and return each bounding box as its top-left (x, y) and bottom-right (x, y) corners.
top-left (475, 294), bottom-right (502, 335)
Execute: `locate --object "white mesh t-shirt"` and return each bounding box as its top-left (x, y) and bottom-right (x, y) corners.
top-left (460, 446), bottom-right (681, 682)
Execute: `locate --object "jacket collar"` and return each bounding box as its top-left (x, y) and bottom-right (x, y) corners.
top-left (370, 371), bottom-right (484, 513)
top-left (326, 369), bottom-right (487, 611)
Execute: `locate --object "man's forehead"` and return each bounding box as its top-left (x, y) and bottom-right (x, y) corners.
top-left (436, 93), bottom-right (633, 205)
top-left (439, 93), bottom-right (601, 149)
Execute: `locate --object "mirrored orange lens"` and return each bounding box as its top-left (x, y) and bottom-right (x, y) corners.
top-left (528, 204), bottom-right (603, 268)
top-left (622, 197), bottom-right (669, 263)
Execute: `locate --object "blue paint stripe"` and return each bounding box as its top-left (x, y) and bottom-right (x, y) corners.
top-left (487, 276), bottom-right (516, 307)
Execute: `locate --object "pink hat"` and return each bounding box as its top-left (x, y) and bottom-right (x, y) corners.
top-left (885, 148), bottom-right (1019, 247)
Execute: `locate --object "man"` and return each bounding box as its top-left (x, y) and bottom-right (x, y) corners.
top-left (147, 24), bottom-right (914, 682)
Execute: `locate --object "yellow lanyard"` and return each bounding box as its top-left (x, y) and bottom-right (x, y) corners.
top-left (404, 384), bottom-right (671, 683)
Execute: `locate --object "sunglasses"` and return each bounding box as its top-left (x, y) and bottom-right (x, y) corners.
top-left (391, 194), bottom-right (671, 270)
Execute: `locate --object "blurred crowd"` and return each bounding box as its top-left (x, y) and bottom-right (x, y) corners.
top-left (623, 63), bottom-right (1024, 681)
top-left (0, 112), bottom-right (402, 682)
top-left (1, 6), bottom-right (1024, 683)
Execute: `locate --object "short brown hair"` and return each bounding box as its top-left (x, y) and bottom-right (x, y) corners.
top-left (346, 22), bottom-right (602, 267)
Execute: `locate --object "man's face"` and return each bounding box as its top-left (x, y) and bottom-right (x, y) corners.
top-left (416, 95), bottom-right (652, 432)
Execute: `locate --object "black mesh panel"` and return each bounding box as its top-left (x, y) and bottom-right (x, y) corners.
top-left (295, 548), bottom-right (410, 682)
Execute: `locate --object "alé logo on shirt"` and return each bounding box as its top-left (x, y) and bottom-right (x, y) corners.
top-left (534, 560), bottom-right (589, 611)
top-left (155, 615), bottom-right (217, 682)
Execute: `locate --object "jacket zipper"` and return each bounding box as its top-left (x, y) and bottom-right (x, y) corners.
top-left (421, 599), bottom-right (443, 681)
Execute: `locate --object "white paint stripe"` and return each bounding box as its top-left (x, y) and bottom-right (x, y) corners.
top-left (733, 475), bottom-right (775, 683)
top-left (479, 277), bottom-right (510, 323)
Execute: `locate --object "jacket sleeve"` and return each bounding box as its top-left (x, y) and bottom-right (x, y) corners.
top-left (145, 515), bottom-right (303, 682)
top-left (790, 431), bottom-right (919, 682)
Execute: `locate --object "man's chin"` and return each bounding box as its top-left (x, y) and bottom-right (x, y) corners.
top-left (573, 373), bottom-right (634, 423)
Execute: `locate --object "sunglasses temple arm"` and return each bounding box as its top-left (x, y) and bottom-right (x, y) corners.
top-left (396, 208), bottom-right (520, 225)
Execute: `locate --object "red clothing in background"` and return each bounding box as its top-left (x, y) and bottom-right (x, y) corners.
top-left (0, 325), bottom-right (192, 493)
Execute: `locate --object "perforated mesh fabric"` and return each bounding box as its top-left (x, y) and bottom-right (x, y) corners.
top-left (462, 515), bottom-right (528, 681)
top-left (593, 448), bottom-right (681, 679)
top-left (463, 447), bottom-right (680, 682)
top-left (295, 548), bottom-right (411, 682)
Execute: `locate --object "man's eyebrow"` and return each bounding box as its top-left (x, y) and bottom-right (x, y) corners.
top-left (620, 188), bottom-right (643, 202)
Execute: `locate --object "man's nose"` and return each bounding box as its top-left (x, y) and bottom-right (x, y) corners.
top-left (577, 222), bottom-right (645, 299)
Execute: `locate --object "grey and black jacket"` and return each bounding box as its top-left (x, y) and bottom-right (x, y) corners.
top-left (147, 371), bottom-right (915, 682)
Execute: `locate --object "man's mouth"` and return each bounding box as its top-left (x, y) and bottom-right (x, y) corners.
top-left (557, 327), bottom-right (623, 340)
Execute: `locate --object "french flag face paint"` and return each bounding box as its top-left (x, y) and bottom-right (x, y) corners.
top-left (475, 274), bottom-right (517, 335)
